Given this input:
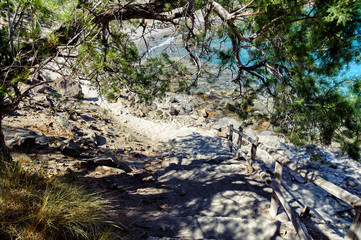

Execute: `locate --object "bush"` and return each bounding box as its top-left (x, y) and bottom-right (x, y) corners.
top-left (0, 162), bottom-right (123, 240)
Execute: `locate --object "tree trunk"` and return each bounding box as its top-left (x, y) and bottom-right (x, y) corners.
top-left (0, 115), bottom-right (11, 163)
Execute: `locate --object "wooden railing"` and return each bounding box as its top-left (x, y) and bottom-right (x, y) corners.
top-left (228, 124), bottom-right (361, 240)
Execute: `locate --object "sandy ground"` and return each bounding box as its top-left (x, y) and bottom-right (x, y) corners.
top-left (81, 83), bottom-right (215, 143)
top-left (79, 81), bottom-right (361, 239)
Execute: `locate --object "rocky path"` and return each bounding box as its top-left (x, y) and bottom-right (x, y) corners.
top-left (2, 80), bottom-right (360, 239)
top-left (80, 83), bottom-right (282, 239)
top-left (114, 134), bottom-right (281, 239)
top-left (80, 84), bottom-right (352, 240)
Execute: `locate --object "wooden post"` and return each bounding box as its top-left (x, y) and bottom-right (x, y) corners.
top-left (228, 124), bottom-right (233, 153)
top-left (251, 143), bottom-right (257, 161)
top-left (248, 136), bottom-right (258, 173)
top-left (270, 161), bottom-right (283, 218)
top-left (270, 180), bottom-right (311, 240)
top-left (236, 126), bottom-right (243, 159)
top-left (346, 208), bottom-right (361, 240)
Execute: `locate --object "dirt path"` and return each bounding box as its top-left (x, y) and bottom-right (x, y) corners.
top-left (3, 83), bottom-right (356, 239)
top-left (81, 84), bottom-right (354, 240)
top-left (80, 85), bottom-right (284, 239)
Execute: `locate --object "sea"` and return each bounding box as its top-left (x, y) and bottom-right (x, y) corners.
top-left (143, 33), bottom-right (361, 97)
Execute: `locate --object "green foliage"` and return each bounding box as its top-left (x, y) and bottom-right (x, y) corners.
top-left (0, 0), bottom-right (71, 119)
top-left (163, 3), bottom-right (172, 11)
top-left (226, 93), bottom-right (256, 120)
top-left (195, 0), bottom-right (361, 160)
top-left (78, 25), bottom-right (190, 102)
top-left (270, 77), bottom-right (361, 160)
top-left (0, 0), bottom-right (360, 160)
top-left (309, 153), bottom-right (333, 169)
top-left (0, 28), bottom-right (12, 65)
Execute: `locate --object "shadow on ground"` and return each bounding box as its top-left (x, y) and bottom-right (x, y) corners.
top-left (4, 124), bottom-right (351, 239)
top-left (74, 133), bottom-right (281, 239)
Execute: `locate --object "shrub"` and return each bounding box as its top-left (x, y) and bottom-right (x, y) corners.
top-left (0, 162), bottom-right (123, 239)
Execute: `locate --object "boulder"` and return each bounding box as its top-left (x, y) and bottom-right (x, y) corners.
top-left (135, 109), bottom-right (146, 117)
top-left (8, 133), bottom-right (38, 149)
top-left (169, 96), bottom-right (179, 103)
top-left (18, 135), bottom-right (37, 149)
top-left (81, 129), bottom-right (98, 148)
top-left (32, 85), bottom-right (51, 94)
top-left (50, 78), bottom-right (83, 98)
top-left (60, 140), bottom-right (80, 157)
top-left (169, 106), bottom-right (179, 116)
top-left (98, 166), bottom-right (126, 175)
top-left (198, 109), bottom-right (209, 118)
top-left (183, 102), bottom-right (194, 114)
top-left (140, 104), bottom-right (151, 115)
top-left (195, 117), bottom-right (207, 126)
top-left (214, 117), bottom-right (241, 130)
top-left (88, 154), bottom-right (118, 167)
top-left (217, 130), bottom-right (228, 138)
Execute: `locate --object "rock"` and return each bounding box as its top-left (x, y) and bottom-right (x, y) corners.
top-left (120, 88), bottom-right (130, 98)
top-left (131, 94), bottom-right (141, 103)
top-left (94, 165), bottom-right (126, 176)
top-left (10, 133), bottom-right (37, 149)
top-left (331, 141), bottom-right (341, 148)
top-left (60, 140), bottom-right (80, 157)
top-left (252, 120), bottom-right (271, 131)
top-left (178, 107), bottom-right (186, 115)
top-left (169, 96), bottom-right (179, 103)
top-left (183, 103), bottom-right (194, 113)
top-left (151, 102), bottom-right (158, 111)
top-left (54, 115), bottom-right (73, 133)
top-left (142, 175), bottom-right (156, 182)
top-left (195, 117), bottom-right (207, 126)
top-left (50, 78), bottom-right (83, 98)
top-left (190, 114), bottom-right (199, 120)
top-left (198, 109), bottom-right (209, 118)
top-left (155, 110), bottom-right (163, 117)
top-left (135, 109), bottom-right (146, 117)
top-left (95, 135), bottom-right (107, 146)
top-left (89, 154), bottom-right (118, 167)
top-left (35, 136), bottom-right (49, 145)
top-left (140, 104), bottom-right (151, 114)
top-left (345, 176), bottom-right (359, 187)
top-left (79, 152), bottom-right (94, 158)
top-left (162, 112), bottom-right (170, 119)
top-left (169, 106), bottom-right (179, 116)
top-left (205, 103), bottom-right (215, 111)
top-left (211, 124), bottom-right (223, 131)
top-left (32, 84), bottom-right (50, 94)
top-left (215, 117), bottom-right (241, 130)
top-left (117, 163), bottom-right (133, 173)
top-left (219, 126), bottom-right (230, 137)
top-left (89, 124), bottom-right (100, 131)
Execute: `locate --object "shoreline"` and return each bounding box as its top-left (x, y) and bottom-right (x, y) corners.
top-left (125, 21), bottom-right (178, 53)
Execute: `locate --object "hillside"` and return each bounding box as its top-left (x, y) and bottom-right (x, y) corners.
top-left (2, 77), bottom-right (360, 239)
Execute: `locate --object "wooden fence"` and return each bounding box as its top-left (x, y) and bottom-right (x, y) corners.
top-left (227, 124), bottom-right (361, 240)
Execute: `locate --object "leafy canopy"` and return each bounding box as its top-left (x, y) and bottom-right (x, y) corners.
top-left (0, 0), bottom-right (361, 160)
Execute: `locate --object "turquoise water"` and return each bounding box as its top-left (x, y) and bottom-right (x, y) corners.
top-left (340, 62), bottom-right (361, 79)
top-left (146, 36), bottom-right (361, 90)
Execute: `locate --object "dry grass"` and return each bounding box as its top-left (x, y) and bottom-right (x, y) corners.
top-left (0, 161), bottom-right (125, 240)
